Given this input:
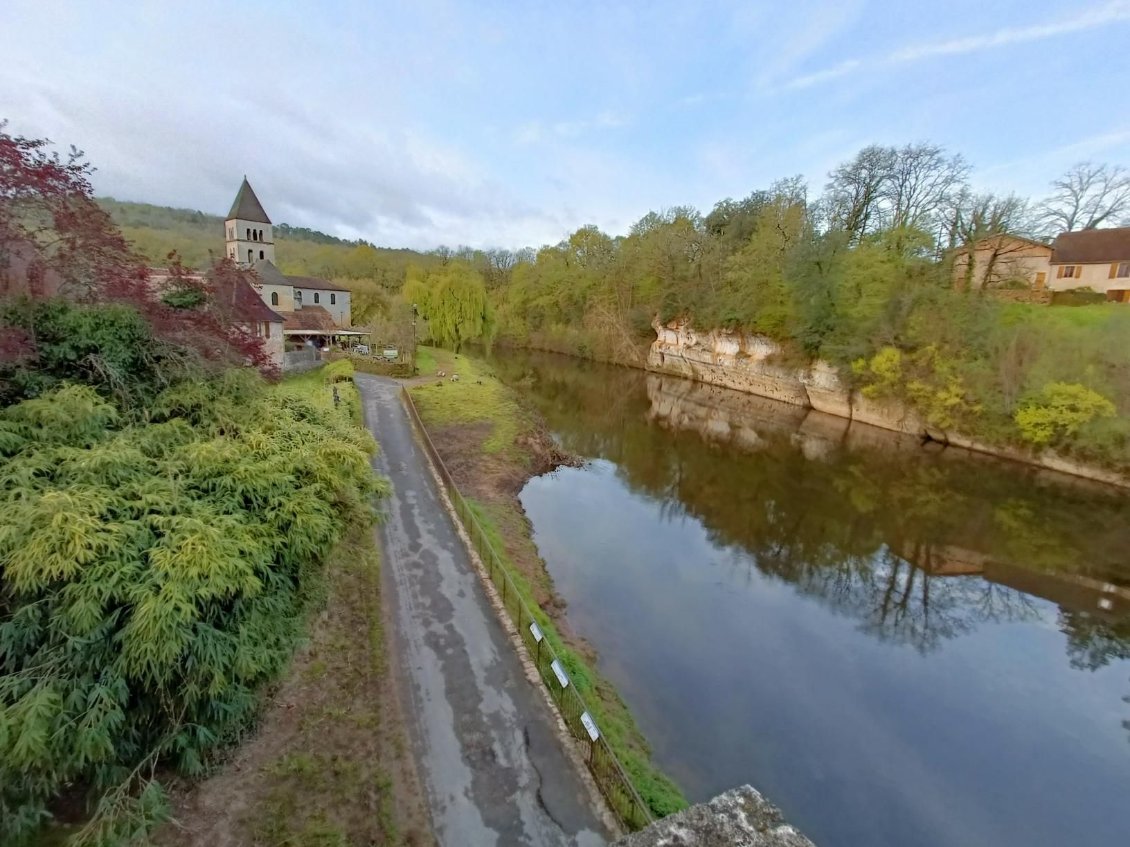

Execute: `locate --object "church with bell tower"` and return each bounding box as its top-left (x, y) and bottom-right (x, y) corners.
top-left (226, 177), bottom-right (275, 266)
top-left (221, 177), bottom-right (354, 334)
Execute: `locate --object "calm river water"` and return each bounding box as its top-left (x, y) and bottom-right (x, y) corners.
top-left (488, 349), bottom-right (1130, 847)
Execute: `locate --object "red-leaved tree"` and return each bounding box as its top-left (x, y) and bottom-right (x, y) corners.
top-left (0, 121), bottom-right (273, 379)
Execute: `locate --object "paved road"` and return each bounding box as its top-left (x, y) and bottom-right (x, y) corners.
top-left (357, 375), bottom-right (609, 847)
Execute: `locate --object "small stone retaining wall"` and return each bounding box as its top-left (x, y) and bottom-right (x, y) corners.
top-left (283, 347), bottom-right (321, 373)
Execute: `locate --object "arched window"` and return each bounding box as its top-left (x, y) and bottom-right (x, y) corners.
top-left (295, 290), bottom-right (303, 305)
top-left (330, 293), bottom-right (336, 305)
top-left (246, 228), bottom-right (251, 240)
top-left (258, 229), bottom-right (263, 241)
top-left (270, 291), bottom-right (279, 306)
top-left (259, 250), bottom-right (265, 260)
top-left (247, 249), bottom-right (253, 263)
top-left (313, 292), bottom-right (320, 304)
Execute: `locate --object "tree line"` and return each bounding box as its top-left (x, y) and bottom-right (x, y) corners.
top-left (94, 139), bottom-right (1130, 470)
top-left (402, 148), bottom-right (1130, 470)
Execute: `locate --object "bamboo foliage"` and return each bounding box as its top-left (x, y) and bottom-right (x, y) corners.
top-left (0, 372), bottom-right (386, 844)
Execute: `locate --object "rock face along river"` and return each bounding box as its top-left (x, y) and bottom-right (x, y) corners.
top-left (487, 349), bottom-right (1130, 847)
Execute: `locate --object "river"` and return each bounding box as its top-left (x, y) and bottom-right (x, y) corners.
top-left (486, 348), bottom-right (1130, 847)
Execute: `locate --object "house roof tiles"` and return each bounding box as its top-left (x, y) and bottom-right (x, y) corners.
top-left (277, 305), bottom-right (339, 333)
top-left (250, 259), bottom-right (291, 287)
top-left (285, 275), bottom-right (351, 292)
top-left (213, 273), bottom-right (284, 324)
top-left (1051, 227), bottom-right (1130, 265)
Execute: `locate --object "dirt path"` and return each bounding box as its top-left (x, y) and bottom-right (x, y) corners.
top-left (357, 374), bottom-right (611, 847)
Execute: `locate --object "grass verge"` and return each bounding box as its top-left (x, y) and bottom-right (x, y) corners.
top-left (409, 349), bottom-right (686, 821)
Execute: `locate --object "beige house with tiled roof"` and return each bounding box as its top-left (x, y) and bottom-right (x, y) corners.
top-left (1046, 227), bottom-right (1130, 299)
top-left (952, 234), bottom-right (1053, 291)
top-left (954, 226), bottom-right (1130, 300)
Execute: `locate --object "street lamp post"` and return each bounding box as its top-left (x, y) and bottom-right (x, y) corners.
top-left (411, 303), bottom-right (418, 373)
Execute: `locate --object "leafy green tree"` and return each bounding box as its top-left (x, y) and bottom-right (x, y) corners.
top-left (1014, 382), bottom-right (1116, 446)
top-left (404, 261), bottom-right (493, 352)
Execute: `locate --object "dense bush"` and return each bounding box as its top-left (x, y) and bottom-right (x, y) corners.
top-left (0, 298), bottom-right (181, 409)
top-left (1050, 288), bottom-right (1107, 306)
top-left (0, 372), bottom-right (385, 844)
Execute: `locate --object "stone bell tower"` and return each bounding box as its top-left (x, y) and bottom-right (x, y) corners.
top-left (225, 176), bottom-right (275, 266)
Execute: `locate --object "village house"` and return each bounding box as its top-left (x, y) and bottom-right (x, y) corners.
top-left (952, 234), bottom-right (1054, 291)
top-left (954, 226), bottom-right (1130, 301)
top-left (1045, 227), bottom-right (1130, 300)
top-left (145, 262), bottom-right (286, 369)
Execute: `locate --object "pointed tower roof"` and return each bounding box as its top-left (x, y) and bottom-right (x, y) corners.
top-left (227, 177), bottom-right (272, 224)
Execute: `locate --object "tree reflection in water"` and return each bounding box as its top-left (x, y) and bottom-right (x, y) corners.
top-left (489, 349), bottom-right (1130, 665)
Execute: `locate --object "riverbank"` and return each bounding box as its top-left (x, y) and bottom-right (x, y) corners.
top-left (408, 348), bottom-right (687, 819)
top-left (650, 320), bottom-right (1130, 488)
top-left (480, 348), bottom-right (1130, 847)
top-left (500, 322), bottom-right (1130, 489)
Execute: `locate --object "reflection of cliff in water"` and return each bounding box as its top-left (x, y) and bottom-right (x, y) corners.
top-left (490, 349), bottom-right (1130, 661)
top-left (644, 372), bottom-right (1130, 657)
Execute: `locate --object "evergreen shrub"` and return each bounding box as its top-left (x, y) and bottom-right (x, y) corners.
top-left (0, 372), bottom-right (385, 844)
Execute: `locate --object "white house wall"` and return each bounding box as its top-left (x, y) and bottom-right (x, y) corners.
top-left (296, 287), bottom-right (351, 326)
top-left (254, 282), bottom-right (294, 311)
top-left (1047, 262), bottom-right (1129, 293)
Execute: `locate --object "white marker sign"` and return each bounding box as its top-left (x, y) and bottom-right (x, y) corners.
top-left (580, 711), bottom-right (600, 742)
top-left (550, 659), bottom-right (569, 688)
top-left (529, 621), bottom-right (544, 643)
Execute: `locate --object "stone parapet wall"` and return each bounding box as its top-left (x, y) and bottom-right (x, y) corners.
top-left (282, 347), bottom-right (321, 373)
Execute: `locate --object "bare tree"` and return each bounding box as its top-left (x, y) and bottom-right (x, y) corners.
top-left (825, 144), bottom-right (895, 243)
top-left (884, 143), bottom-right (970, 234)
top-left (1037, 162), bottom-right (1130, 234)
top-left (823, 143), bottom-right (969, 245)
top-left (946, 191), bottom-right (1039, 289)
top-left (946, 191), bottom-right (1033, 248)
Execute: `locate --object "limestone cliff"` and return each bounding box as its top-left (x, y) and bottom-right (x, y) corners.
top-left (648, 320), bottom-right (1130, 488)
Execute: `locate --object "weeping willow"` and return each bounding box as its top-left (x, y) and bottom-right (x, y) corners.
top-left (404, 262), bottom-right (494, 352)
top-left (0, 368), bottom-right (386, 844)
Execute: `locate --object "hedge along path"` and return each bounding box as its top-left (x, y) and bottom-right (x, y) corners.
top-left (0, 364), bottom-right (385, 845)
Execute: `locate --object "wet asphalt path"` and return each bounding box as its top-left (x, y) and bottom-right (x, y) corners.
top-left (356, 374), bottom-right (609, 847)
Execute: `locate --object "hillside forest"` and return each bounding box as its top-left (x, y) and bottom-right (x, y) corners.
top-left (108, 149), bottom-right (1130, 472)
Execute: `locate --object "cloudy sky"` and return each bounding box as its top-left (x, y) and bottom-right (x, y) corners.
top-left (3, 0), bottom-right (1128, 249)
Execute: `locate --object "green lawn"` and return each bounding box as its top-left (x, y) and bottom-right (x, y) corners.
top-left (414, 345), bottom-right (437, 374)
top-left (409, 351), bottom-right (532, 456)
top-left (1001, 301), bottom-right (1129, 329)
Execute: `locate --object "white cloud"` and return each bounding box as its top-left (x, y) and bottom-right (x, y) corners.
top-left (783, 0), bottom-right (1130, 90)
top-left (784, 60), bottom-right (862, 91)
top-left (975, 127), bottom-right (1130, 195)
top-left (755, 1), bottom-right (865, 90)
top-left (515, 111), bottom-right (629, 145)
